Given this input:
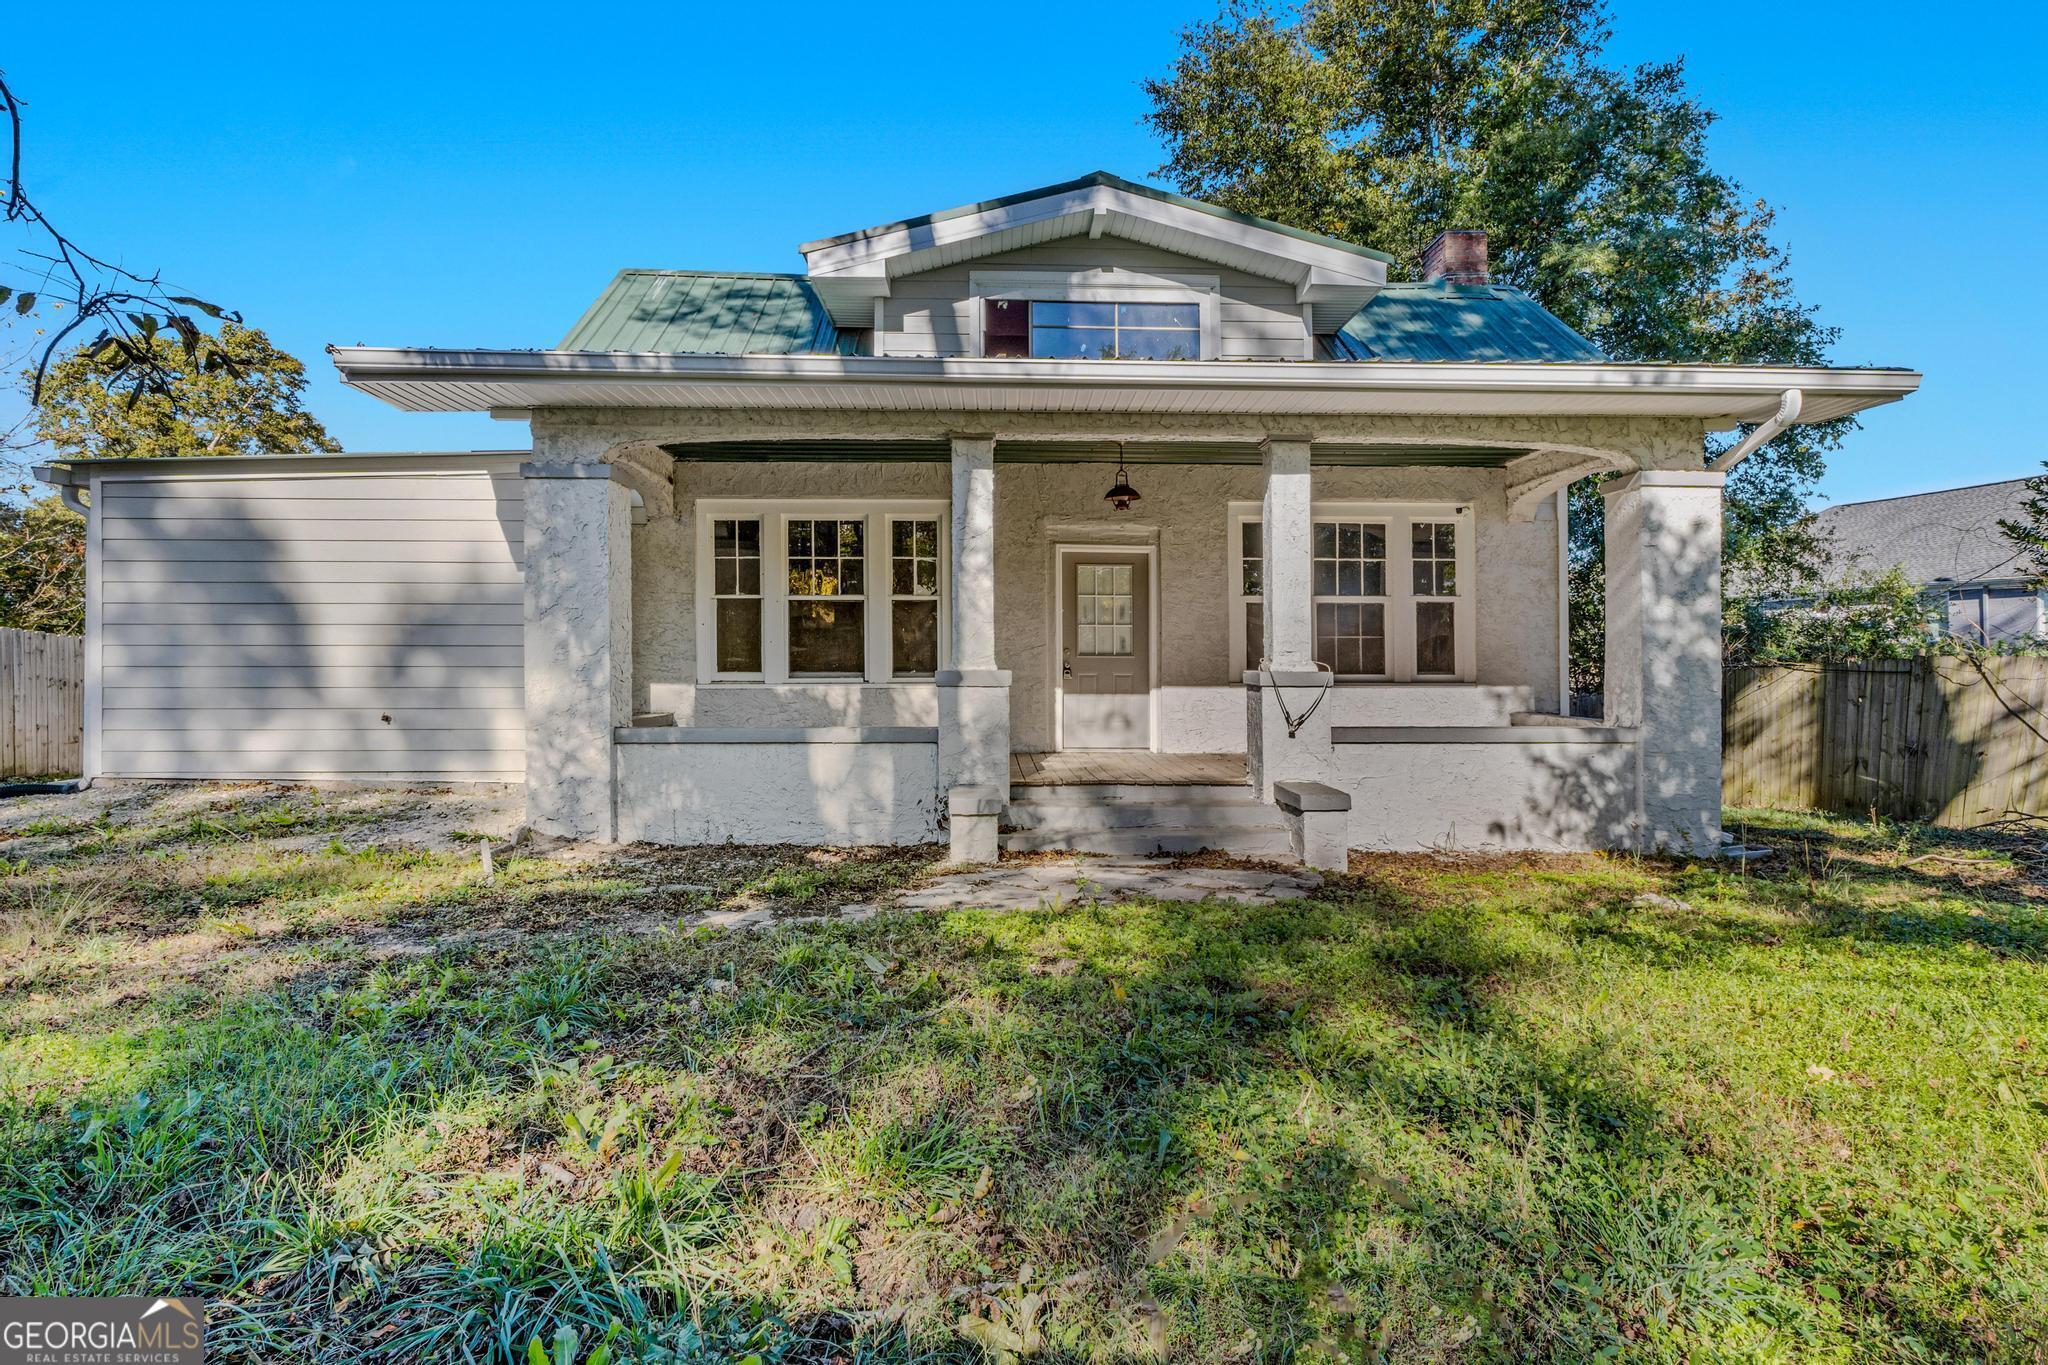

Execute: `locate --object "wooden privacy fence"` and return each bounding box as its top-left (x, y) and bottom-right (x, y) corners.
top-left (1724, 658), bottom-right (2048, 828)
top-left (0, 627), bottom-right (83, 779)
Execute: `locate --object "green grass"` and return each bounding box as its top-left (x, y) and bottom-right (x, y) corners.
top-left (1, 790), bottom-right (2044, 1361)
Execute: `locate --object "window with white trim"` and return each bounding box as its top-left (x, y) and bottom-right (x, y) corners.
top-left (1229, 503), bottom-right (1474, 680)
top-left (889, 516), bottom-right (942, 676)
top-left (698, 501), bottom-right (948, 684)
top-left (710, 517), bottom-right (763, 675)
top-left (973, 269), bottom-right (1219, 360)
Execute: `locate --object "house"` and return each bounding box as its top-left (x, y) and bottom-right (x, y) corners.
top-left (37, 172), bottom-right (1919, 864)
top-left (1808, 478), bottom-right (2045, 643)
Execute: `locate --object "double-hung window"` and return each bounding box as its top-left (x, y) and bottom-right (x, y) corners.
top-left (1229, 503), bottom-right (1474, 681)
top-left (699, 501), bottom-right (947, 684)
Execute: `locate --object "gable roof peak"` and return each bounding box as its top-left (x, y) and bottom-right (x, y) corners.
top-left (798, 171), bottom-right (1393, 330)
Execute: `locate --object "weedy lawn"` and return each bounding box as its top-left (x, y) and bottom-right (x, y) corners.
top-left (0, 784), bottom-right (2044, 1362)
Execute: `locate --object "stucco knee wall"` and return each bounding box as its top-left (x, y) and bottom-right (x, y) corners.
top-left (614, 737), bottom-right (941, 846)
top-left (630, 459), bottom-right (1564, 750)
top-left (1331, 738), bottom-right (1639, 851)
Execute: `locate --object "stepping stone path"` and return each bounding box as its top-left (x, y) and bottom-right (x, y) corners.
top-left (876, 856), bottom-right (1322, 914)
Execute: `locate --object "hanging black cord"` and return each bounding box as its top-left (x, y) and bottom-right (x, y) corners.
top-left (1262, 659), bottom-right (1334, 737)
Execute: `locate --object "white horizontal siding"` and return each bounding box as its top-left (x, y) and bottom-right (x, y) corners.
top-left (92, 465), bottom-right (526, 781)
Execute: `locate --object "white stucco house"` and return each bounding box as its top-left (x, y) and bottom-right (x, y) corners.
top-left (38, 173), bottom-right (1918, 864)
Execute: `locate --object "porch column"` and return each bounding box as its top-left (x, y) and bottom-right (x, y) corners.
top-left (522, 460), bottom-right (633, 841)
top-left (938, 434), bottom-right (1010, 859)
top-left (1259, 435), bottom-right (1315, 670)
top-left (1246, 435), bottom-right (1335, 802)
top-left (1602, 470), bottom-right (1724, 853)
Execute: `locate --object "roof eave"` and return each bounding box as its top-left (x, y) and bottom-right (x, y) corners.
top-left (329, 347), bottom-right (1921, 425)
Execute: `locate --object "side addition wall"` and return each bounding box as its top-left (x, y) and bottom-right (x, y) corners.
top-left (88, 457), bottom-right (526, 781)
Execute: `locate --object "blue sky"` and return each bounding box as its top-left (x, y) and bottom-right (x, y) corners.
top-left (6, 0), bottom-right (2041, 504)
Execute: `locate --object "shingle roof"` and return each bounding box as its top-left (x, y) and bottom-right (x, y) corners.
top-left (559, 271), bottom-right (856, 355)
top-left (1321, 282), bottom-right (1605, 363)
top-left (1814, 478), bottom-right (2040, 587)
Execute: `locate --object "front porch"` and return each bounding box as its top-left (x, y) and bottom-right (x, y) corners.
top-left (1010, 750), bottom-right (1248, 787)
top-left (519, 423), bottom-right (1725, 861)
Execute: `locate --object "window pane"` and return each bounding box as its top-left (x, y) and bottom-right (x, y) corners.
top-left (1241, 521), bottom-right (1262, 557)
top-left (789, 602), bottom-right (865, 674)
top-left (1315, 601), bottom-right (1385, 675)
top-left (914, 522), bottom-right (936, 557)
top-left (1435, 524), bottom-right (1456, 557)
top-left (1033, 326), bottom-right (1113, 358)
top-left (892, 600), bottom-right (938, 675)
top-left (1245, 601), bottom-right (1263, 665)
top-left (1339, 522), bottom-right (1361, 557)
top-left (1362, 562), bottom-right (1384, 596)
top-left (1313, 522), bottom-right (1336, 556)
top-left (1114, 329), bottom-right (1199, 360)
top-left (714, 521), bottom-right (735, 554)
top-left (1417, 602), bottom-right (1456, 674)
top-left (1118, 301), bottom-right (1200, 329)
top-left (715, 598), bottom-right (762, 673)
top-left (714, 561), bottom-right (736, 595)
top-left (1314, 561), bottom-right (1337, 596)
top-left (739, 560), bottom-right (759, 595)
top-left (736, 521), bottom-right (759, 554)
top-left (916, 560), bottom-right (938, 594)
top-left (892, 561), bottom-right (914, 595)
top-left (790, 520), bottom-right (813, 555)
top-left (1243, 560), bottom-right (1262, 596)
top-left (1034, 301), bottom-right (1115, 327)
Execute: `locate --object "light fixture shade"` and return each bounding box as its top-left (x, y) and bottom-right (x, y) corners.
top-left (1104, 450), bottom-right (1141, 511)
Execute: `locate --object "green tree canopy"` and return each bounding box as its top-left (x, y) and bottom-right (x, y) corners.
top-left (0, 496), bottom-right (85, 635)
top-left (1145, 0), bottom-right (1851, 679)
top-left (32, 320), bottom-right (339, 461)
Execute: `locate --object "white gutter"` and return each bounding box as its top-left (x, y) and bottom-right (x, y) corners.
top-left (32, 464), bottom-right (89, 516)
top-left (1707, 389), bottom-right (1802, 473)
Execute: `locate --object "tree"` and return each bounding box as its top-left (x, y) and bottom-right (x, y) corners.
top-left (1997, 461), bottom-right (2048, 584)
top-left (33, 321), bottom-right (338, 460)
top-left (0, 494), bottom-right (81, 633)
top-left (1726, 566), bottom-right (1938, 664)
top-left (1144, 0), bottom-right (1848, 685)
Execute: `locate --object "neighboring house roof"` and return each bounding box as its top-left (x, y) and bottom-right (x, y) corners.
top-left (1815, 478), bottom-right (2040, 587)
top-left (1320, 282), bottom-right (1604, 363)
top-left (560, 271), bottom-right (856, 355)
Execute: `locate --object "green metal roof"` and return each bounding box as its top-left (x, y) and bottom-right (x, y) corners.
top-left (559, 268), bottom-right (1602, 365)
top-left (799, 171), bottom-right (1398, 266)
top-left (559, 270), bottom-right (856, 354)
top-left (1322, 282), bottom-right (1604, 363)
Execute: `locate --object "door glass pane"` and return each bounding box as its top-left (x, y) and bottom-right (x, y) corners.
top-left (1416, 602), bottom-right (1456, 674)
top-left (1077, 563), bottom-right (1135, 656)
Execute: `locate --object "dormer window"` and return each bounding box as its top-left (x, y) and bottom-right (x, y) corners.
top-left (984, 299), bottom-right (1202, 360)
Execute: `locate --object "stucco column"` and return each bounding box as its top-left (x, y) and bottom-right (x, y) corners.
top-left (1246, 435), bottom-right (1335, 805)
top-left (1602, 470), bottom-right (1724, 854)
top-left (523, 460), bottom-right (633, 841)
top-left (938, 435), bottom-right (1010, 854)
top-left (1259, 435), bottom-right (1315, 671)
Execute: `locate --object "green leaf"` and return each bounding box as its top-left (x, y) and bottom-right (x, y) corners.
top-left (14, 292), bottom-right (34, 315)
top-left (168, 295), bottom-right (227, 319)
top-left (526, 1338), bottom-right (549, 1365)
top-left (551, 1325), bottom-right (578, 1365)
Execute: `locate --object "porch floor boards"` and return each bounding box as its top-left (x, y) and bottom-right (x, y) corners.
top-left (1009, 750), bottom-right (1249, 788)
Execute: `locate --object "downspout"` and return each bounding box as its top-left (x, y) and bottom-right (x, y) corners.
top-left (1708, 389), bottom-right (1803, 473)
top-left (1556, 487), bottom-right (1571, 714)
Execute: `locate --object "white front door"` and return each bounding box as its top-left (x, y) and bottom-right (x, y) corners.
top-left (1061, 554), bottom-right (1151, 749)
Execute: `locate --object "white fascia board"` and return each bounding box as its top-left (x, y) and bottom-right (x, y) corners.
top-left (802, 183), bottom-right (1387, 293)
top-left (330, 347), bottom-right (1921, 422)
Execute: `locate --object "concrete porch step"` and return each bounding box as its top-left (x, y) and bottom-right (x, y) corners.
top-left (1005, 797), bottom-right (1288, 832)
top-left (1000, 825), bottom-right (1297, 858)
top-left (1007, 782), bottom-right (1255, 804)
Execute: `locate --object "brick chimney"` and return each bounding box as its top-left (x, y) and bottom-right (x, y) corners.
top-left (1421, 229), bottom-right (1488, 285)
